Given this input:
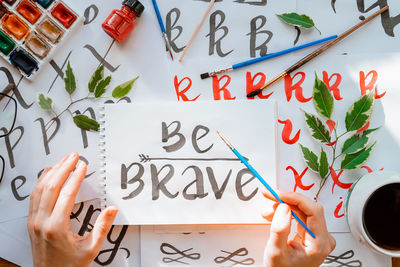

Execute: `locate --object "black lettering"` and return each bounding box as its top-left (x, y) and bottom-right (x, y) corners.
top-left (11, 175), bottom-right (29, 201)
top-left (207, 10), bottom-right (233, 57)
top-left (0, 126), bottom-right (23, 168)
top-left (206, 167), bottom-right (231, 199)
top-left (151, 164), bottom-right (178, 200)
top-left (166, 8), bottom-right (185, 53)
top-left (162, 121), bottom-right (186, 153)
top-left (236, 169), bottom-right (258, 201)
top-left (95, 225), bottom-right (130, 266)
top-left (247, 15), bottom-right (272, 57)
top-left (34, 118), bottom-right (60, 155)
top-left (121, 163), bottom-right (144, 200)
top-left (182, 166), bottom-right (208, 200)
top-left (84, 4), bottom-right (99, 25)
top-left (192, 125), bottom-right (213, 154)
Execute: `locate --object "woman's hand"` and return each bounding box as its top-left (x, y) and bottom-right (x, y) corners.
top-left (263, 191), bottom-right (336, 267)
top-left (27, 153), bottom-right (118, 267)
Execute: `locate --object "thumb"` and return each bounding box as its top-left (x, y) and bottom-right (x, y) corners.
top-left (86, 207), bottom-right (118, 254)
top-left (268, 204), bottom-right (292, 249)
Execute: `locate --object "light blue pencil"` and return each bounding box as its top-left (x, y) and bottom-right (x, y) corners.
top-left (151, 0), bottom-right (174, 60)
top-left (217, 131), bottom-right (316, 239)
top-left (200, 35), bottom-right (337, 79)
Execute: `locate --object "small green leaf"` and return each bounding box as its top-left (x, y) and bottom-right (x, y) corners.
top-left (88, 65), bottom-right (104, 93)
top-left (94, 76), bottom-right (112, 98)
top-left (313, 73), bottom-right (334, 119)
top-left (300, 144), bottom-right (319, 173)
top-left (276, 12), bottom-right (321, 34)
top-left (345, 92), bottom-right (374, 131)
top-left (112, 76), bottom-right (139, 98)
top-left (64, 61), bottom-right (76, 95)
top-left (303, 110), bottom-right (331, 144)
top-left (38, 94), bottom-right (53, 110)
top-left (73, 115), bottom-right (100, 132)
top-left (341, 127), bottom-right (380, 155)
top-left (341, 142), bottom-right (376, 170)
top-left (319, 147), bottom-right (329, 178)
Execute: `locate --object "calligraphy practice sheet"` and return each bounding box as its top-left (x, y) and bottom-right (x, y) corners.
top-left (102, 101), bottom-right (276, 225)
top-left (0, 0), bottom-right (399, 266)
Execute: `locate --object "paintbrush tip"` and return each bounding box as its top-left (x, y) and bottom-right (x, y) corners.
top-left (200, 73), bottom-right (210, 79)
top-left (247, 89), bottom-right (262, 98)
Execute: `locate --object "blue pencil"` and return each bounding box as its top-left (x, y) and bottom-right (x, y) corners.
top-left (217, 131), bottom-right (316, 239)
top-left (200, 35), bottom-right (337, 79)
top-left (151, 0), bottom-right (174, 60)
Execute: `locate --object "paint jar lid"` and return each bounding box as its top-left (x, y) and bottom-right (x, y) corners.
top-left (122, 0), bottom-right (144, 17)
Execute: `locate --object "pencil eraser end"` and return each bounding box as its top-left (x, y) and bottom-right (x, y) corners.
top-left (200, 73), bottom-right (210, 79)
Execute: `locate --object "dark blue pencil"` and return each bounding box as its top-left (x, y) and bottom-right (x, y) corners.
top-left (217, 131), bottom-right (316, 239)
top-left (200, 35), bottom-right (337, 79)
top-left (151, 0), bottom-right (174, 60)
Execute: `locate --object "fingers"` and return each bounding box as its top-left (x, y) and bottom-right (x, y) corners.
top-left (85, 207), bottom-right (118, 255)
top-left (29, 167), bottom-right (51, 218)
top-left (37, 153), bottom-right (79, 218)
top-left (53, 161), bottom-right (87, 220)
top-left (262, 202), bottom-right (279, 221)
top-left (263, 190), bottom-right (319, 217)
top-left (268, 204), bottom-right (292, 250)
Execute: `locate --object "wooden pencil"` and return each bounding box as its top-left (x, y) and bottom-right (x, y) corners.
top-left (247, 6), bottom-right (389, 98)
top-left (179, 0), bottom-right (216, 62)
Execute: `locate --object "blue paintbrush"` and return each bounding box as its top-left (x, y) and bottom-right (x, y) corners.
top-left (200, 35), bottom-right (337, 79)
top-left (217, 131), bottom-right (316, 239)
top-left (151, 0), bottom-right (174, 60)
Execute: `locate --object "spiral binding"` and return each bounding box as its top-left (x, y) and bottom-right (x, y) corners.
top-left (98, 105), bottom-right (107, 210)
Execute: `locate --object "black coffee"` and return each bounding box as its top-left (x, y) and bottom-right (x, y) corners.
top-left (363, 183), bottom-right (400, 250)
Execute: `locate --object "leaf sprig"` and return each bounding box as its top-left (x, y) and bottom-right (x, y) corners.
top-left (38, 62), bottom-right (139, 131)
top-left (300, 73), bottom-right (378, 200)
top-left (277, 12), bottom-right (321, 34)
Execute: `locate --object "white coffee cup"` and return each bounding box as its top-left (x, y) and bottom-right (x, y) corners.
top-left (345, 171), bottom-right (400, 257)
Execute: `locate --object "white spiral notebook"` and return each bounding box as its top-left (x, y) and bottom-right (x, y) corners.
top-left (99, 101), bottom-right (277, 225)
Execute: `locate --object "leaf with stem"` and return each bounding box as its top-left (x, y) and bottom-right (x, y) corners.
top-left (319, 147), bottom-right (329, 178)
top-left (112, 76), bottom-right (139, 98)
top-left (303, 110), bottom-right (331, 144)
top-left (73, 115), bottom-right (100, 132)
top-left (95, 76), bottom-right (112, 98)
top-left (345, 92), bottom-right (374, 131)
top-left (341, 127), bottom-right (379, 155)
top-left (64, 61), bottom-right (76, 95)
top-left (38, 94), bottom-right (53, 110)
top-left (341, 142), bottom-right (376, 170)
top-left (300, 144), bottom-right (319, 173)
top-left (276, 12), bottom-right (321, 34)
top-left (88, 65), bottom-right (104, 93)
top-left (313, 73), bottom-right (334, 119)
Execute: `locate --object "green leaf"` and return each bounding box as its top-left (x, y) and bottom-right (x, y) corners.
top-left (345, 92), bottom-right (374, 131)
top-left (341, 142), bottom-right (376, 170)
top-left (112, 76), bottom-right (139, 98)
top-left (73, 115), bottom-right (100, 132)
top-left (38, 94), bottom-right (53, 110)
top-left (276, 12), bottom-right (321, 34)
top-left (341, 127), bottom-right (380, 155)
top-left (303, 110), bottom-right (331, 144)
top-left (319, 147), bottom-right (329, 178)
top-left (64, 61), bottom-right (76, 95)
top-left (88, 65), bottom-right (104, 93)
top-left (313, 73), bottom-right (334, 119)
top-left (300, 144), bottom-right (319, 173)
top-left (94, 76), bottom-right (112, 98)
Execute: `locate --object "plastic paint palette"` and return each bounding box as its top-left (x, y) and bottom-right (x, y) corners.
top-left (0, 0), bottom-right (81, 79)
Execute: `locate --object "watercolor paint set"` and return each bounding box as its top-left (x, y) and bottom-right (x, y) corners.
top-left (0, 0), bottom-right (81, 79)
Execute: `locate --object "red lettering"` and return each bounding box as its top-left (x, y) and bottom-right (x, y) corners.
top-left (356, 122), bottom-right (370, 133)
top-left (359, 70), bottom-right (386, 99)
top-left (284, 72), bottom-right (312, 103)
top-left (322, 71), bottom-right (343, 100)
top-left (174, 76), bottom-right (200, 102)
top-left (246, 72), bottom-right (273, 99)
top-left (212, 75), bottom-right (236, 100)
top-left (361, 166), bottom-right (384, 173)
top-left (334, 201), bottom-right (345, 218)
top-left (326, 120), bottom-right (336, 146)
top-left (286, 166), bottom-right (314, 192)
top-left (278, 119), bottom-right (300, 145)
top-left (330, 167), bottom-right (352, 194)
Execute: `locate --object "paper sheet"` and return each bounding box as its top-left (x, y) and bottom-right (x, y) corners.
top-left (103, 101), bottom-right (276, 225)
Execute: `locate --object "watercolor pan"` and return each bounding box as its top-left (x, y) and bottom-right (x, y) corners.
top-left (0, 0), bottom-right (81, 79)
